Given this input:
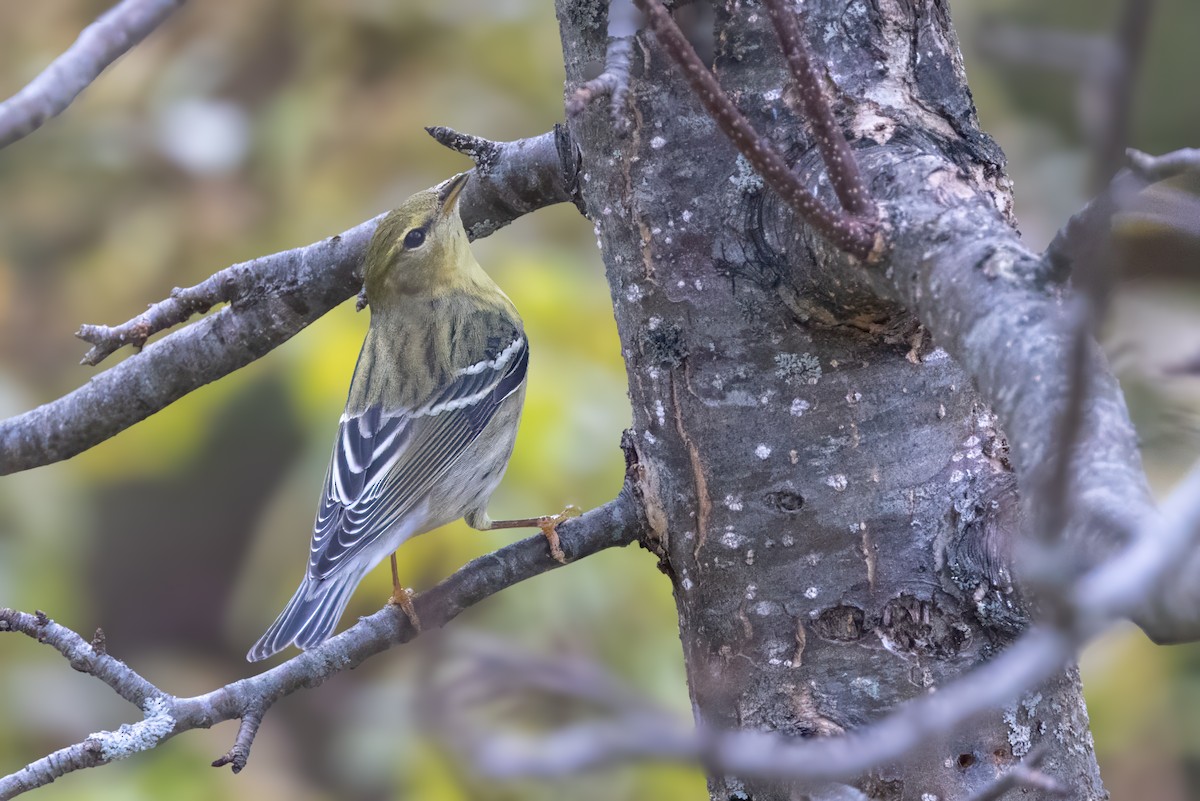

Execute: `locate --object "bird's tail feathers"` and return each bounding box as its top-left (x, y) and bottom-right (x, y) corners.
top-left (246, 570), bottom-right (364, 662)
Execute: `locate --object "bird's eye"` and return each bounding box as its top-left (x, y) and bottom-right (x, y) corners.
top-left (403, 228), bottom-right (427, 249)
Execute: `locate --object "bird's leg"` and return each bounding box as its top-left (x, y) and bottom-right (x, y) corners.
top-left (388, 553), bottom-right (422, 631)
top-left (473, 505), bottom-right (582, 564)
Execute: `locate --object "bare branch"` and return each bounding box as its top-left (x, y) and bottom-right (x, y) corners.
top-left (1091, 0), bottom-right (1155, 187)
top-left (974, 23), bottom-right (1108, 76)
top-left (209, 705), bottom-right (263, 774)
top-left (852, 146), bottom-right (1157, 606)
top-left (1032, 180), bottom-right (1121, 592)
top-left (0, 127), bottom-right (578, 475)
top-left (1043, 168), bottom-right (1143, 283)
top-left (0, 610), bottom-right (159, 709)
top-left (761, 0), bottom-right (874, 218)
top-left (0, 0), bottom-right (185, 151)
top-left (0, 491), bottom-right (645, 798)
top-left (973, 2), bottom-right (1157, 189)
top-left (567, 0), bottom-right (638, 130)
top-left (632, 0), bottom-right (881, 261)
top-left (1126, 146), bottom-right (1200, 182)
top-left (964, 745), bottom-right (1065, 801)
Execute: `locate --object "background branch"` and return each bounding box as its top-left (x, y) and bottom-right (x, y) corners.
top-left (965, 745), bottom-right (1064, 801)
top-left (0, 0), bottom-right (185, 151)
top-left (427, 458), bottom-right (1200, 785)
top-left (0, 127), bottom-right (577, 475)
top-left (850, 144), bottom-right (1157, 602)
top-left (973, 0), bottom-right (1156, 190)
top-left (0, 490), bottom-right (645, 799)
top-left (566, 0), bottom-right (638, 129)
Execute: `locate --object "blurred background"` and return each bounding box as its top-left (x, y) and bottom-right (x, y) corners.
top-left (0, 0), bottom-right (1196, 799)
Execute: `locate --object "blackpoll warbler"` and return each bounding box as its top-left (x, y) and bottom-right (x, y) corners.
top-left (248, 174), bottom-right (572, 662)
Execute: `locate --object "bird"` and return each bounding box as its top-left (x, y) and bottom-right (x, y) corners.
top-left (247, 172), bottom-right (574, 662)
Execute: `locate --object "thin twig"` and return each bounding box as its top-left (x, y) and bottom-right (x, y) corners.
top-left (965, 745), bottom-right (1065, 801)
top-left (632, 0), bottom-right (880, 261)
top-left (75, 275), bottom-right (260, 366)
top-left (567, 0), bottom-right (638, 130)
top-left (210, 705), bottom-right (264, 774)
top-left (0, 0), bottom-right (185, 151)
top-left (1091, 0), bottom-right (1155, 189)
top-left (1126, 147), bottom-right (1200, 182)
top-left (0, 492), bottom-right (644, 799)
top-left (1033, 178), bottom-right (1121, 587)
top-left (0, 610), bottom-right (159, 708)
top-left (761, 0), bottom-right (873, 217)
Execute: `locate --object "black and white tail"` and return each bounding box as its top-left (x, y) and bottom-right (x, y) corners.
top-left (246, 569), bottom-right (365, 662)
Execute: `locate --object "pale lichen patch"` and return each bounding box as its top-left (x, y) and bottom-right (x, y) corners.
top-left (89, 696), bottom-right (175, 762)
top-left (825, 474), bottom-right (848, 491)
top-left (775, 353), bottom-right (822, 386)
top-left (721, 527), bottom-right (746, 548)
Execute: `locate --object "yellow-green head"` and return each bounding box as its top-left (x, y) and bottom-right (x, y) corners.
top-left (363, 172), bottom-right (475, 304)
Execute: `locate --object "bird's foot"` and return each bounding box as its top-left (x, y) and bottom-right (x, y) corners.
top-left (537, 505), bottom-right (581, 565)
top-left (388, 586), bottom-right (422, 632)
top-left (388, 552), bottom-right (421, 631)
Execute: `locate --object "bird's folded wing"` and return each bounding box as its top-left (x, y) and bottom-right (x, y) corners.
top-left (308, 334), bottom-right (528, 580)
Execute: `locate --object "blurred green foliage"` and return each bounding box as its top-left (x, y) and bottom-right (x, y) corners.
top-left (0, 1), bottom-right (1197, 799)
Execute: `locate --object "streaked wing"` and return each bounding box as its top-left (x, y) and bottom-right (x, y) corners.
top-left (308, 335), bottom-right (528, 580)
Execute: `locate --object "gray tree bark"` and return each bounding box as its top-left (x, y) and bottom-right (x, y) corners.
top-left (556, 1), bottom-right (1106, 799)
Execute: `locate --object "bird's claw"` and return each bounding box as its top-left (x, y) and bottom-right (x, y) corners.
top-left (388, 586), bottom-right (422, 631)
top-left (537, 505), bottom-right (581, 564)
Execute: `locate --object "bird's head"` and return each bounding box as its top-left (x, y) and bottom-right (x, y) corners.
top-left (362, 172), bottom-right (472, 303)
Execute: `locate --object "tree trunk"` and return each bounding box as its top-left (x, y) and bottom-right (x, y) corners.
top-left (556, 1), bottom-right (1106, 798)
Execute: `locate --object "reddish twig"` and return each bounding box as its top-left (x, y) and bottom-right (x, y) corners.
top-left (761, 0), bottom-right (873, 218)
top-left (632, 0), bottom-right (881, 261)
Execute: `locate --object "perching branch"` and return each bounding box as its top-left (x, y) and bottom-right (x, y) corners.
top-left (0, 0), bottom-right (185, 151)
top-left (0, 490), bottom-right (645, 799)
top-left (632, 0), bottom-right (881, 261)
top-left (0, 126), bottom-right (578, 475)
top-left (566, 0), bottom-right (638, 129)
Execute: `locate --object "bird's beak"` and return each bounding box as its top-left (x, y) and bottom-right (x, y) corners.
top-left (437, 172), bottom-right (469, 218)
